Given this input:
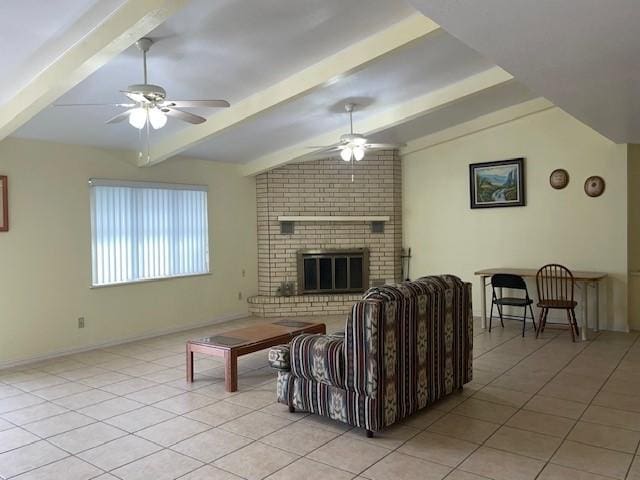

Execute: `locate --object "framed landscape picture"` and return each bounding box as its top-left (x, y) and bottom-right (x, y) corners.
top-left (469, 158), bottom-right (525, 209)
top-left (0, 176), bottom-right (7, 231)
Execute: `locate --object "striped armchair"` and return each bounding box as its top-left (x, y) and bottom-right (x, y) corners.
top-left (268, 275), bottom-right (473, 436)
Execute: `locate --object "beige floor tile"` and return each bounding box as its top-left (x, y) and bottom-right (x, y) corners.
top-left (0, 393), bottom-right (46, 414)
top-left (445, 470), bottom-right (492, 480)
top-left (52, 389), bottom-right (115, 410)
top-left (219, 410), bottom-right (291, 439)
top-left (0, 440), bottom-right (69, 478)
top-left (152, 392), bottom-right (216, 414)
top-left (363, 451), bottom-right (451, 480)
top-left (31, 382), bottom-right (92, 400)
top-left (179, 465), bottom-right (243, 480)
top-left (23, 411), bottom-right (95, 437)
top-left (78, 434), bottom-right (162, 471)
top-left (298, 414), bottom-right (353, 433)
top-left (1, 402), bottom-right (68, 425)
top-left (551, 440), bottom-right (633, 479)
top-left (505, 409), bottom-right (575, 438)
top-left (628, 456), bottom-right (640, 480)
top-left (397, 431), bottom-right (477, 467)
top-left (261, 421), bottom-right (338, 455)
top-left (111, 449), bottom-right (203, 480)
top-left (346, 424), bottom-right (420, 450)
top-left (568, 421), bottom-right (640, 453)
top-left (452, 398), bottom-right (517, 424)
top-left (427, 413), bottom-right (500, 444)
top-left (489, 373), bottom-right (547, 394)
top-left (538, 463), bottom-right (616, 479)
top-left (77, 371), bottom-right (132, 388)
top-left (260, 402), bottom-right (309, 420)
top-left (400, 407), bottom-right (446, 429)
top-left (582, 405), bottom-right (640, 431)
top-left (214, 442), bottom-right (298, 480)
top-left (459, 446), bottom-right (545, 480)
top-left (124, 384), bottom-right (184, 404)
top-left (266, 458), bottom-right (353, 480)
top-left (48, 422), bottom-right (127, 454)
top-left (10, 456), bottom-right (102, 480)
top-left (485, 425), bottom-right (562, 460)
top-left (184, 401), bottom-right (252, 426)
top-left (136, 416), bottom-right (211, 446)
top-left (0, 418), bottom-right (14, 432)
top-left (307, 435), bottom-right (389, 473)
top-left (472, 386), bottom-right (533, 408)
top-left (538, 380), bottom-right (599, 404)
top-left (524, 394), bottom-right (587, 419)
top-left (224, 389), bottom-right (275, 409)
top-left (0, 427), bottom-right (40, 453)
top-left (592, 390), bottom-right (640, 413)
top-left (99, 378), bottom-right (158, 396)
top-left (77, 397), bottom-right (144, 420)
top-left (171, 428), bottom-right (252, 462)
top-left (104, 405), bottom-right (176, 433)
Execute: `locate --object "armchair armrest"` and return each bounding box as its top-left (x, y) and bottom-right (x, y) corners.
top-left (268, 344), bottom-right (291, 372)
top-left (289, 333), bottom-right (345, 388)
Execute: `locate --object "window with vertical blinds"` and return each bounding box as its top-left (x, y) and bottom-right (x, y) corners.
top-left (89, 179), bottom-right (209, 287)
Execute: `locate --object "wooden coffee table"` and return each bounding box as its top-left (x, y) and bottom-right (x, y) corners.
top-left (186, 320), bottom-right (326, 392)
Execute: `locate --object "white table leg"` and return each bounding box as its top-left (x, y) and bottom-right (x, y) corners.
top-left (594, 281), bottom-right (600, 332)
top-left (480, 275), bottom-right (487, 329)
top-left (581, 281), bottom-right (588, 341)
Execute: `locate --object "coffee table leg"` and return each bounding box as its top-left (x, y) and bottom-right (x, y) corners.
top-left (186, 344), bottom-right (194, 383)
top-left (224, 351), bottom-right (238, 392)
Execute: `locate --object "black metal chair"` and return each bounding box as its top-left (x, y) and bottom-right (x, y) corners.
top-left (490, 274), bottom-right (537, 337)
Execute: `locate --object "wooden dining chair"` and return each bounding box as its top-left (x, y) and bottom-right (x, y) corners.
top-left (535, 264), bottom-right (579, 342)
top-left (490, 274), bottom-right (537, 337)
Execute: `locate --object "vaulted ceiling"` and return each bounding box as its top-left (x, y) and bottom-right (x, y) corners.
top-left (2, 0), bottom-right (542, 173)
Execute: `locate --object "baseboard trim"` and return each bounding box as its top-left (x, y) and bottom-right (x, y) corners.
top-left (0, 312), bottom-right (248, 370)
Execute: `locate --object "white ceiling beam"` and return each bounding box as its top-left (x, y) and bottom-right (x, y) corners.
top-left (240, 66), bottom-right (514, 176)
top-left (401, 97), bottom-right (554, 156)
top-left (141, 13), bottom-right (441, 167)
top-left (0, 0), bottom-right (189, 142)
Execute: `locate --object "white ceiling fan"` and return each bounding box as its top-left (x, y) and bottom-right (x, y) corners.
top-left (55, 38), bottom-right (230, 130)
top-left (308, 103), bottom-right (401, 162)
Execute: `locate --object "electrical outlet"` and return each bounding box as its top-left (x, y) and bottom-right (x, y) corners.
top-left (242, 269), bottom-right (246, 278)
top-left (238, 291), bottom-right (243, 300)
top-left (78, 317), bottom-right (85, 329)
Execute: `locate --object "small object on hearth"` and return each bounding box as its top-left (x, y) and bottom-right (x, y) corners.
top-left (276, 281), bottom-right (296, 297)
top-left (549, 168), bottom-right (569, 189)
top-left (584, 175), bottom-right (605, 197)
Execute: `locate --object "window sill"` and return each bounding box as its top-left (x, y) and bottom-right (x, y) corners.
top-left (90, 272), bottom-right (212, 289)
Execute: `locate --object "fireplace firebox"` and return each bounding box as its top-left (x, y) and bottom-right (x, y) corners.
top-left (297, 248), bottom-right (369, 294)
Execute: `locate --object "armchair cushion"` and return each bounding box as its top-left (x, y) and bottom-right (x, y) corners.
top-left (290, 334), bottom-right (345, 388)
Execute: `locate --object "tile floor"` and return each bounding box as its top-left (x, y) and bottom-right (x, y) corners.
top-left (1, 315), bottom-right (640, 480)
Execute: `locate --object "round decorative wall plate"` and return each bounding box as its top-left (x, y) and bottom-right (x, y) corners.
top-left (584, 175), bottom-right (605, 197)
top-left (549, 169), bottom-right (569, 189)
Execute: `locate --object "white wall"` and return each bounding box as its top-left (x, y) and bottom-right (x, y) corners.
top-left (0, 138), bottom-right (257, 365)
top-left (403, 107), bottom-right (628, 331)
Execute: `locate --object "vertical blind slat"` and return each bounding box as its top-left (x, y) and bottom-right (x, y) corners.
top-left (90, 184), bottom-right (209, 286)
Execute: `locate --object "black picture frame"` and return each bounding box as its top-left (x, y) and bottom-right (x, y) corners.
top-left (469, 158), bottom-right (525, 209)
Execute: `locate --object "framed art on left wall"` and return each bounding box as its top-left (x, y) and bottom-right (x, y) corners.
top-left (0, 176), bottom-right (7, 231)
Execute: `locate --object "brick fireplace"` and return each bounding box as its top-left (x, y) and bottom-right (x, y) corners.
top-left (248, 150), bottom-right (402, 317)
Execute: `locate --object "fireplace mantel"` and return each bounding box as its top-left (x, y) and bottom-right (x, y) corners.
top-left (277, 215), bottom-right (390, 222)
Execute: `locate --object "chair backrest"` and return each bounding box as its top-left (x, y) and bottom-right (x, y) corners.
top-left (536, 264), bottom-right (574, 302)
top-left (491, 273), bottom-right (528, 291)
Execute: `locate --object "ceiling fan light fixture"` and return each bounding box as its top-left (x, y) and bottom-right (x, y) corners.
top-left (148, 107), bottom-right (167, 129)
top-left (353, 146), bottom-right (365, 161)
top-left (129, 107), bottom-right (147, 129)
top-left (341, 147), bottom-right (353, 162)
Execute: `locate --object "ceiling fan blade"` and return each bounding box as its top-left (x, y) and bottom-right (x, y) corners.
top-left (162, 107), bottom-right (206, 124)
top-left (105, 109), bottom-right (134, 124)
top-left (54, 103), bottom-right (135, 107)
top-left (305, 146), bottom-right (339, 150)
top-left (162, 99), bottom-right (230, 108)
top-left (365, 143), bottom-right (403, 149)
top-left (121, 91), bottom-right (147, 103)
